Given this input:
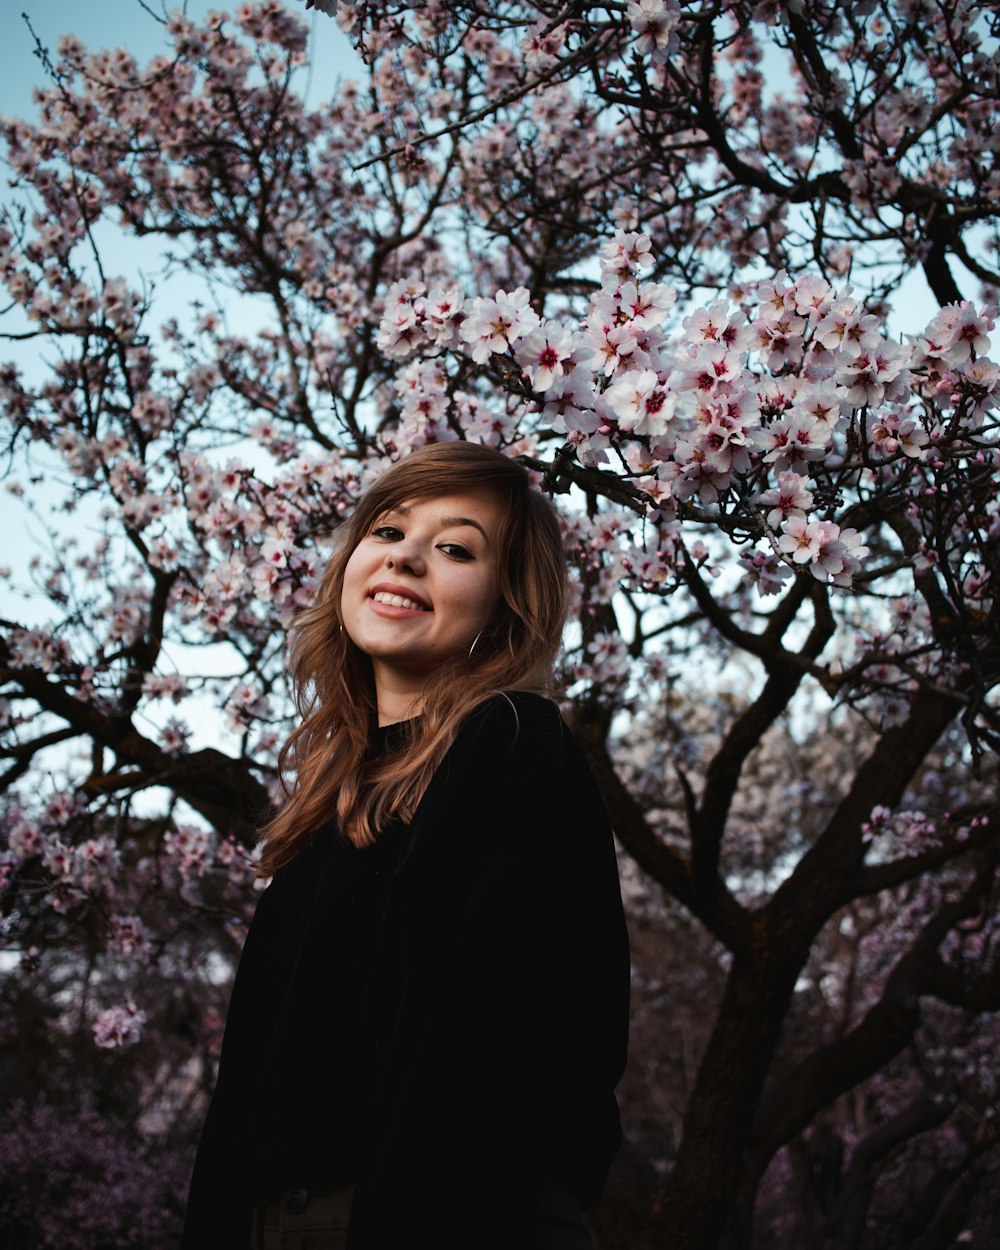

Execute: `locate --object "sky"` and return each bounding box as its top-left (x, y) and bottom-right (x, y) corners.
top-left (0, 1), bottom-right (362, 385)
top-left (0, 1), bottom-right (361, 629)
top-left (1, 1), bottom-right (360, 121)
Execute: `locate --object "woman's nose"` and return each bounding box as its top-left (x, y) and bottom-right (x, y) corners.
top-left (385, 546), bottom-right (425, 576)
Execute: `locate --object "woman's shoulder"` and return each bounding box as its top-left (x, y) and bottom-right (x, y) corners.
top-left (453, 690), bottom-right (607, 795)
top-left (461, 690), bottom-right (566, 760)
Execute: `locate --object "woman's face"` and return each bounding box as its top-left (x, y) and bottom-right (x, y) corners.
top-left (340, 489), bottom-right (503, 713)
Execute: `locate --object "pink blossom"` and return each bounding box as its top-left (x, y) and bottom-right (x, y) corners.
top-left (8, 816), bottom-right (42, 859)
top-left (376, 278), bottom-right (426, 359)
top-left (42, 838), bottom-right (74, 880)
top-left (224, 682), bottom-right (272, 731)
top-left (108, 913), bottom-right (152, 957)
top-left (867, 411), bottom-right (928, 458)
top-left (836, 341), bottom-right (910, 407)
top-left (260, 534), bottom-right (292, 568)
top-left (777, 515), bottom-right (824, 564)
top-left (8, 629), bottom-right (71, 673)
top-left (691, 417), bottom-right (752, 475)
top-left (92, 1001), bottom-right (147, 1049)
top-left (583, 630), bottom-right (631, 687)
top-left (815, 299), bottom-right (882, 357)
top-left (72, 837), bottom-right (121, 893)
top-left (757, 471), bottom-right (814, 528)
top-left (423, 284), bottom-right (466, 347)
top-left (682, 300), bottom-right (751, 351)
top-left (677, 343), bottom-right (743, 395)
top-left (159, 718), bottom-right (191, 755)
top-left (806, 522), bottom-right (870, 587)
top-left (514, 320), bottom-right (576, 392)
top-left (756, 271), bottom-right (798, 319)
top-left (756, 411), bottom-right (828, 471)
top-left (740, 548), bottom-right (794, 597)
top-left (163, 824), bottom-right (213, 878)
top-left (626, 0), bottom-right (680, 64)
top-left (604, 369), bottom-right (677, 435)
top-left (663, 441), bottom-right (732, 504)
top-left (923, 301), bottom-right (995, 364)
top-left (616, 279), bottom-right (676, 329)
top-left (459, 287), bottom-right (540, 362)
top-left (580, 311), bottom-right (642, 378)
top-left (793, 383), bottom-right (843, 434)
top-left (601, 229), bottom-right (654, 286)
top-left (100, 277), bottom-right (134, 325)
top-left (751, 312), bottom-right (805, 371)
top-left (956, 356), bottom-right (999, 425)
top-left (541, 366), bottom-right (599, 432)
top-left (521, 21), bottom-right (565, 70)
top-left (792, 274), bottom-right (836, 324)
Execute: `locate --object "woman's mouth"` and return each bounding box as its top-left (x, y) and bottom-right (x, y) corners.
top-left (370, 590), bottom-right (431, 612)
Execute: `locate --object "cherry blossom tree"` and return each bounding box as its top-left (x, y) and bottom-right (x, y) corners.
top-left (1, 1), bottom-right (998, 1245)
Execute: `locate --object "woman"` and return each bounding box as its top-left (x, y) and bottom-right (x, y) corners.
top-left (182, 441), bottom-right (630, 1250)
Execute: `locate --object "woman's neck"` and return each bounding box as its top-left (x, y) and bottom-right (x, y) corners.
top-left (374, 681), bottom-right (424, 727)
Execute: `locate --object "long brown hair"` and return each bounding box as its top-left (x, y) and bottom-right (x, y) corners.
top-left (257, 441), bottom-right (569, 873)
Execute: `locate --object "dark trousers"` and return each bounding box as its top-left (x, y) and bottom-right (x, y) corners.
top-left (250, 1185), bottom-right (597, 1249)
top-left (251, 1187), bottom-right (354, 1250)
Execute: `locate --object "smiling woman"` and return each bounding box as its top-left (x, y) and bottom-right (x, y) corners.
top-left (181, 441), bottom-right (630, 1250)
top-left (340, 492), bottom-right (503, 721)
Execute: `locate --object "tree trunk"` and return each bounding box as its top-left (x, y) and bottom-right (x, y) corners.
top-left (651, 943), bottom-right (806, 1249)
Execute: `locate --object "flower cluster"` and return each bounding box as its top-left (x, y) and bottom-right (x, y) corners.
top-left (376, 232), bottom-right (997, 598)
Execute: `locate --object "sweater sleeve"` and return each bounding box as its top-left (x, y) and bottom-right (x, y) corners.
top-left (349, 693), bottom-right (630, 1248)
top-left (180, 843), bottom-right (326, 1249)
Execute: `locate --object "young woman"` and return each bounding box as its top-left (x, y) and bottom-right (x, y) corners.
top-left (181, 441), bottom-right (630, 1250)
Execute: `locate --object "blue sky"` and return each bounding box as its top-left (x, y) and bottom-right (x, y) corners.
top-left (0, 2), bottom-right (361, 620)
top-left (1, 1), bottom-right (360, 123)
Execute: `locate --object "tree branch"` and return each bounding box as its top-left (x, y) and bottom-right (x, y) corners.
top-left (570, 698), bottom-right (750, 951)
top-left (1, 663), bottom-right (269, 842)
top-left (749, 858), bottom-right (996, 1169)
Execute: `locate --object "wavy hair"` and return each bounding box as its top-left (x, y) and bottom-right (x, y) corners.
top-left (257, 441), bottom-right (569, 872)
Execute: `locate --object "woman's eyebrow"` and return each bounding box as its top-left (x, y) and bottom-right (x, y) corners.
top-left (439, 515), bottom-right (490, 544)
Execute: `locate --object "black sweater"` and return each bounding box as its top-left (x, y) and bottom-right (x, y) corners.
top-left (181, 692), bottom-right (630, 1249)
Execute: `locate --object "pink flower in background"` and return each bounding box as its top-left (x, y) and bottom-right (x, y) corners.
top-left (626, 0), bottom-right (681, 64)
top-left (757, 471), bottom-right (814, 528)
top-left (515, 320), bottom-right (576, 392)
top-left (756, 412), bottom-right (828, 471)
top-left (423, 284), bottom-right (466, 347)
top-left (815, 299), bottom-right (882, 357)
top-left (92, 1001), bottom-right (147, 1049)
top-left (836, 341), bottom-right (910, 407)
top-left (459, 287), bottom-right (540, 362)
top-left (740, 548), bottom-right (794, 597)
top-left (924, 301), bottom-right (995, 363)
top-left (605, 369), bottom-right (677, 435)
top-left (580, 311), bottom-right (642, 377)
top-left (617, 280), bottom-right (676, 329)
top-left (109, 914), bottom-right (152, 957)
top-left (601, 229), bottom-right (655, 284)
top-left (868, 411), bottom-right (928, 458)
top-left (777, 515), bottom-right (825, 564)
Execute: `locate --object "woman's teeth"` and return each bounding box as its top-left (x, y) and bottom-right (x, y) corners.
top-left (372, 592), bottom-right (429, 611)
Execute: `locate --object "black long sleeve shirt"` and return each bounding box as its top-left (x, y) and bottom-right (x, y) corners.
top-left (181, 692), bottom-right (629, 1249)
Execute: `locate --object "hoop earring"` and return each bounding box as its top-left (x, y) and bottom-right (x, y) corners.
top-left (468, 628), bottom-right (485, 658)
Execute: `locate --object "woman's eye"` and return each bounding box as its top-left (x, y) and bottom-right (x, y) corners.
top-left (372, 525), bottom-right (403, 541)
top-left (439, 543), bottom-right (473, 561)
